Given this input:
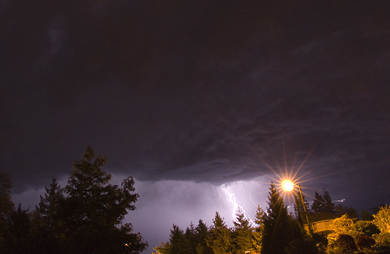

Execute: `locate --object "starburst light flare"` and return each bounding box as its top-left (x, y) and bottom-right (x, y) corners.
top-left (282, 180), bottom-right (294, 192)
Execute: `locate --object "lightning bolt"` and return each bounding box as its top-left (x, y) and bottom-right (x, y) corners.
top-left (243, 181), bottom-right (257, 207)
top-left (221, 185), bottom-right (254, 225)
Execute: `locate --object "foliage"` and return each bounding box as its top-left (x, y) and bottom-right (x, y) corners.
top-left (184, 222), bottom-right (197, 254)
top-left (362, 209), bottom-right (374, 221)
top-left (232, 211), bottom-right (255, 253)
top-left (336, 205), bottom-right (359, 219)
top-left (351, 220), bottom-right (380, 239)
top-left (262, 182), bottom-right (295, 254)
top-left (252, 205), bottom-right (265, 253)
top-left (3, 146), bottom-right (149, 254)
top-left (371, 210), bottom-right (390, 254)
top-left (0, 172), bottom-right (15, 248)
top-left (311, 190), bottom-right (335, 213)
top-left (373, 232), bottom-right (390, 252)
top-left (356, 235), bottom-right (375, 252)
top-left (335, 234), bottom-right (358, 254)
top-left (59, 146), bottom-right (147, 254)
top-left (154, 220), bottom-right (214, 254)
top-left (373, 205), bottom-right (390, 234)
top-left (206, 212), bottom-right (232, 254)
top-left (372, 205), bottom-right (390, 251)
top-left (313, 233), bottom-right (329, 254)
top-left (322, 190), bottom-right (336, 213)
top-left (34, 178), bottom-right (64, 227)
top-left (286, 233), bottom-right (319, 254)
top-left (372, 204), bottom-right (387, 215)
top-left (312, 191), bottom-right (326, 213)
top-left (168, 224), bottom-right (185, 254)
top-left (30, 177), bottom-right (65, 253)
top-left (328, 214), bottom-right (354, 234)
top-left (2, 204), bottom-right (31, 254)
top-left (0, 172), bottom-right (14, 217)
top-left (153, 241), bottom-right (171, 254)
top-left (195, 220), bottom-right (213, 254)
top-left (327, 214), bottom-right (354, 250)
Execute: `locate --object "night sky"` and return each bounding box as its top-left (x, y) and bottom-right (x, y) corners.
top-left (2, 0), bottom-right (390, 252)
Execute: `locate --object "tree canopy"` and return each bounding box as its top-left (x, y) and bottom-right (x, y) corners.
top-left (311, 190), bottom-right (335, 213)
top-left (373, 205), bottom-right (390, 233)
top-left (1, 146), bottom-right (147, 254)
top-left (232, 211), bottom-right (255, 253)
top-left (59, 146), bottom-right (147, 254)
top-left (206, 212), bottom-right (232, 254)
top-left (0, 172), bottom-right (15, 249)
top-left (262, 182), bottom-right (295, 254)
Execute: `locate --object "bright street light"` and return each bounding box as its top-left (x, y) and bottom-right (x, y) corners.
top-left (282, 180), bottom-right (294, 192)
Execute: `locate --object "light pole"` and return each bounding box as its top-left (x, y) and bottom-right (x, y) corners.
top-left (282, 181), bottom-right (313, 236)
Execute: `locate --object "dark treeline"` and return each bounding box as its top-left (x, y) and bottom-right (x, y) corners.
top-left (0, 146), bottom-right (148, 254)
top-left (154, 184), bottom-right (390, 254)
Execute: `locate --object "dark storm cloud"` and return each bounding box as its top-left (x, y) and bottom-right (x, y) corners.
top-left (3, 2), bottom-right (390, 253)
top-left (1, 0), bottom-right (390, 214)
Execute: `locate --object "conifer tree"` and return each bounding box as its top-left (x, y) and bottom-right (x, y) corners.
top-left (336, 205), bottom-right (358, 218)
top-left (206, 212), bottom-right (232, 254)
top-left (311, 191), bottom-right (325, 212)
top-left (233, 211), bottom-right (254, 254)
top-left (195, 220), bottom-right (212, 254)
top-left (153, 241), bottom-right (171, 254)
top-left (252, 205), bottom-right (265, 253)
top-left (311, 190), bottom-right (336, 213)
top-left (30, 178), bottom-right (65, 253)
top-left (323, 190), bottom-right (336, 213)
top-left (61, 146), bottom-right (147, 254)
top-left (34, 178), bottom-right (64, 228)
top-left (168, 224), bottom-right (185, 254)
top-left (184, 222), bottom-right (197, 254)
top-left (361, 209), bottom-right (373, 221)
top-left (262, 182), bottom-right (293, 254)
